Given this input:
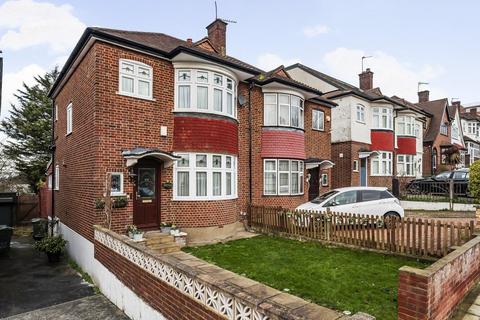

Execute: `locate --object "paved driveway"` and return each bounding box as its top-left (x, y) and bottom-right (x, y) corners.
top-left (0, 234), bottom-right (128, 319)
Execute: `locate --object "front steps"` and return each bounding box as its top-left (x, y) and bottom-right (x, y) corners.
top-left (143, 231), bottom-right (181, 254)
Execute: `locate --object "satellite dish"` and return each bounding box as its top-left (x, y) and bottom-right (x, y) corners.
top-left (238, 94), bottom-right (247, 107)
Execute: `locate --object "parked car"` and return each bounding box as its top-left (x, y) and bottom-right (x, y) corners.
top-left (296, 187), bottom-right (404, 218)
top-left (406, 168), bottom-right (470, 196)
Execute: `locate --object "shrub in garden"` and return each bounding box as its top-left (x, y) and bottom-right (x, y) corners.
top-left (469, 161), bottom-right (480, 201)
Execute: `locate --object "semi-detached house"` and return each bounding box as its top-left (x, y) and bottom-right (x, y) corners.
top-left (48, 19), bottom-right (336, 245)
top-left (286, 64), bottom-right (430, 189)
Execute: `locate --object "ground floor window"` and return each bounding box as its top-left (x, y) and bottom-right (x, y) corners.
top-left (173, 153), bottom-right (237, 200)
top-left (397, 155), bottom-right (415, 177)
top-left (321, 173), bottom-right (328, 186)
top-left (371, 151), bottom-right (392, 176)
top-left (110, 172), bottom-right (124, 195)
top-left (264, 159), bottom-right (304, 195)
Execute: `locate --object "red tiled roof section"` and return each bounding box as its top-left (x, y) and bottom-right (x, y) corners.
top-left (416, 98), bottom-right (449, 142)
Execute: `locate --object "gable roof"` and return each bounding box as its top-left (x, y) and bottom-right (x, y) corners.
top-left (415, 98), bottom-right (449, 142)
top-left (285, 63), bottom-right (418, 109)
top-left (390, 95), bottom-right (432, 117)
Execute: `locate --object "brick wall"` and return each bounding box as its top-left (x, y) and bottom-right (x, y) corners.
top-left (95, 241), bottom-right (224, 320)
top-left (398, 236), bottom-right (480, 320)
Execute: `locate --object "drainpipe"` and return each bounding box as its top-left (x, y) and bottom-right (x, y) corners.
top-left (50, 100), bottom-right (56, 236)
top-left (248, 81), bottom-right (254, 212)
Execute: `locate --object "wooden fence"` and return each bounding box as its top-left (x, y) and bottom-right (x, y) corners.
top-left (250, 205), bottom-right (475, 258)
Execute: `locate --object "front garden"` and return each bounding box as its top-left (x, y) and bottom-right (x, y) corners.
top-left (184, 235), bottom-right (429, 320)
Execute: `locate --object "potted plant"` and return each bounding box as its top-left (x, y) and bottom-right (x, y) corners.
top-left (126, 225), bottom-right (137, 238)
top-left (34, 235), bottom-right (67, 263)
top-left (132, 228), bottom-right (144, 241)
top-left (170, 224), bottom-right (179, 236)
top-left (160, 222), bottom-right (173, 233)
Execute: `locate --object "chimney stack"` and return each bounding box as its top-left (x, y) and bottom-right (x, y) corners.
top-left (470, 108), bottom-right (477, 116)
top-left (358, 68), bottom-right (373, 91)
top-left (206, 19), bottom-right (227, 56)
top-left (418, 90), bottom-right (429, 103)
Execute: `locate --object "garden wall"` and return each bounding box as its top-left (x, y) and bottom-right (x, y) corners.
top-left (93, 225), bottom-right (372, 320)
top-left (398, 235), bottom-right (480, 320)
top-left (400, 200), bottom-right (475, 212)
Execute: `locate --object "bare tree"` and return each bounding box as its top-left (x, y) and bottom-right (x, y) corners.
top-left (103, 173), bottom-right (113, 229)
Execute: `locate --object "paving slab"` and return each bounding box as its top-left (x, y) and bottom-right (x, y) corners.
top-left (4, 295), bottom-right (129, 320)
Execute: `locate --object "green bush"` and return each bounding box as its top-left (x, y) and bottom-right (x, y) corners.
top-left (469, 161), bottom-right (480, 200)
top-left (34, 235), bottom-right (67, 254)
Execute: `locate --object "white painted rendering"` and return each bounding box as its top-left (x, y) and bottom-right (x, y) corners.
top-left (286, 67), bottom-right (338, 93)
top-left (58, 223), bottom-right (166, 320)
top-left (400, 200), bottom-right (475, 211)
top-left (451, 111), bottom-right (465, 147)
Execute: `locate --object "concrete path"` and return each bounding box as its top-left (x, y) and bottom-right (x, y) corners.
top-left (4, 295), bottom-right (129, 320)
top-left (0, 234), bottom-right (128, 319)
top-left (451, 283), bottom-right (480, 319)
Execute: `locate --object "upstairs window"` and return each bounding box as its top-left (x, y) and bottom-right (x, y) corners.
top-left (312, 109), bottom-right (324, 131)
top-left (175, 69), bottom-right (236, 118)
top-left (55, 165), bottom-right (60, 190)
top-left (397, 116), bottom-right (416, 136)
top-left (440, 123), bottom-right (448, 136)
top-left (66, 103), bottom-right (72, 135)
top-left (372, 107), bottom-right (393, 130)
top-left (452, 122), bottom-right (459, 140)
top-left (119, 59), bottom-right (153, 99)
top-left (356, 104), bottom-right (365, 123)
top-left (264, 93), bottom-right (304, 129)
top-left (466, 122), bottom-right (478, 136)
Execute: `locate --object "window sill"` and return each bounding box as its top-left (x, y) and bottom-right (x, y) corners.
top-left (66, 132), bottom-right (72, 137)
top-left (370, 174), bottom-right (392, 177)
top-left (371, 128), bottom-right (394, 132)
top-left (312, 128), bottom-right (325, 132)
top-left (111, 193), bottom-right (127, 197)
top-left (262, 126), bottom-right (305, 132)
top-left (117, 91), bottom-right (155, 102)
top-left (173, 109), bottom-right (237, 122)
top-left (262, 193), bottom-right (304, 197)
top-left (356, 120), bottom-right (366, 125)
top-left (172, 196), bottom-right (238, 201)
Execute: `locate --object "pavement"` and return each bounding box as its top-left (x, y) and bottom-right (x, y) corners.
top-left (0, 234), bottom-right (129, 320)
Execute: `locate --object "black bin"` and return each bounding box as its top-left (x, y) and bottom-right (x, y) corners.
top-left (0, 193), bottom-right (17, 227)
top-left (31, 218), bottom-right (48, 240)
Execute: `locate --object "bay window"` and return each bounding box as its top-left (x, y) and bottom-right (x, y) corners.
top-left (119, 59), bottom-right (153, 99)
top-left (264, 159), bottom-right (304, 195)
top-left (397, 155), bottom-right (416, 177)
top-left (397, 116), bottom-right (415, 136)
top-left (175, 68), bottom-right (236, 118)
top-left (371, 152), bottom-right (392, 176)
top-left (372, 107), bottom-right (393, 130)
top-left (263, 93), bottom-right (304, 129)
top-left (173, 153), bottom-right (237, 200)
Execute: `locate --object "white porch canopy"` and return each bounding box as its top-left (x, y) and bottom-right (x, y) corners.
top-left (305, 158), bottom-right (335, 170)
top-left (122, 148), bottom-right (181, 168)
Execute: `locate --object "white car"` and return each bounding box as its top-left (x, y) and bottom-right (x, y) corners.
top-left (296, 187), bottom-right (404, 218)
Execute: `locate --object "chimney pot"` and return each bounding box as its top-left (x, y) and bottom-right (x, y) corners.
top-left (418, 90), bottom-right (430, 103)
top-left (358, 69), bottom-right (373, 91)
top-left (206, 19), bottom-right (227, 56)
top-left (187, 38), bottom-right (192, 44)
top-left (470, 108), bottom-right (477, 115)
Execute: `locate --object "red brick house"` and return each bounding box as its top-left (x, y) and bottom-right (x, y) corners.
top-left (415, 91), bottom-right (466, 175)
top-left (48, 20), bottom-right (335, 244)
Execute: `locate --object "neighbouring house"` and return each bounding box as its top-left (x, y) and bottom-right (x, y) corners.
top-left (460, 106), bottom-right (480, 166)
top-left (286, 64), bottom-right (429, 188)
top-left (48, 19), bottom-right (335, 246)
top-left (415, 92), bottom-right (466, 175)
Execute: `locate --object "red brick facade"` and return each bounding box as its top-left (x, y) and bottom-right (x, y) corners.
top-left (52, 38), bottom-right (333, 241)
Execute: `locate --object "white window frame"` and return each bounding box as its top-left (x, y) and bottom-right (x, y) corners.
top-left (440, 123), bottom-right (448, 136)
top-left (263, 159), bottom-right (304, 196)
top-left (110, 172), bottom-right (124, 196)
top-left (54, 165), bottom-right (59, 190)
top-left (353, 160), bottom-right (359, 172)
top-left (263, 93), bottom-right (304, 129)
top-left (356, 104), bottom-right (365, 123)
top-left (66, 103), bottom-right (72, 135)
top-left (372, 107), bottom-right (393, 130)
top-left (173, 153), bottom-right (237, 200)
top-left (47, 174), bottom-right (52, 190)
top-left (174, 68), bottom-right (237, 119)
top-left (118, 59), bottom-right (153, 100)
top-left (397, 154), bottom-right (416, 177)
top-left (312, 109), bottom-right (325, 131)
top-left (397, 115), bottom-right (416, 136)
top-left (321, 173), bottom-right (328, 186)
top-left (371, 151), bottom-right (393, 176)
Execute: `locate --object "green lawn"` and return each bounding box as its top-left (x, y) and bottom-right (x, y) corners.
top-left (183, 235), bottom-right (429, 319)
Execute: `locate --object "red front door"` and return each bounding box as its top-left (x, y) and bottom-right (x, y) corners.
top-left (133, 160), bottom-right (160, 229)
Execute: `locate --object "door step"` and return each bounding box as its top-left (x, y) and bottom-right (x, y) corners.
top-left (147, 242), bottom-right (181, 254)
top-left (143, 231), bottom-right (181, 254)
